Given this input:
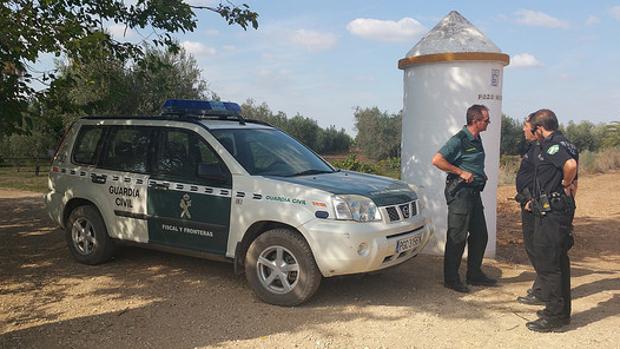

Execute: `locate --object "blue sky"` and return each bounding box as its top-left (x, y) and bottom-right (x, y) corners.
top-left (92, 1), bottom-right (620, 133)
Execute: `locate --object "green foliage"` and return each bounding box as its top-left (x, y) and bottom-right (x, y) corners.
top-left (330, 154), bottom-right (378, 174)
top-left (562, 120), bottom-right (600, 152)
top-left (354, 107), bottom-right (401, 160)
top-left (0, 127), bottom-right (56, 166)
top-left (1, 0), bottom-right (258, 136)
top-left (42, 45), bottom-right (209, 124)
top-left (500, 114), bottom-right (524, 155)
top-left (241, 99), bottom-right (352, 154)
top-left (601, 121), bottom-right (620, 148)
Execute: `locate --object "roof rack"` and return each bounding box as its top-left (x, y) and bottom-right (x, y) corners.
top-left (160, 99), bottom-right (246, 125)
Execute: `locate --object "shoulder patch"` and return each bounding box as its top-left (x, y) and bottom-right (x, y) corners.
top-left (547, 144), bottom-right (560, 155)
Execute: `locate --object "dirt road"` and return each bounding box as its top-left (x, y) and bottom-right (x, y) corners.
top-left (1, 174), bottom-right (619, 348)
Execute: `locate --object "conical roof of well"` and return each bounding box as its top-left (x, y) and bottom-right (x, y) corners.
top-left (406, 11), bottom-right (501, 57)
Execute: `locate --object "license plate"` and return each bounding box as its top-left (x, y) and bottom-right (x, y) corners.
top-left (396, 235), bottom-right (422, 253)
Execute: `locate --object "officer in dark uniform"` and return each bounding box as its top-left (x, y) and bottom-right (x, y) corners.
top-left (526, 109), bottom-right (578, 332)
top-left (515, 113), bottom-right (546, 305)
top-left (432, 104), bottom-right (497, 293)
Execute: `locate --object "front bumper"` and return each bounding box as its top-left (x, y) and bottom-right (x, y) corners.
top-left (300, 214), bottom-right (433, 277)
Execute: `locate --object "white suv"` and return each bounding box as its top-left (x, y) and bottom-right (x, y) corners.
top-left (45, 99), bottom-right (432, 305)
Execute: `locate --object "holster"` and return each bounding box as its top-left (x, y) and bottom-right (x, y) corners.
top-left (549, 192), bottom-right (576, 214)
top-left (444, 175), bottom-right (466, 205)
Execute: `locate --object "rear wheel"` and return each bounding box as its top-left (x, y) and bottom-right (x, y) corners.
top-left (65, 205), bottom-right (115, 265)
top-left (245, 229), bottom-right (321, 306)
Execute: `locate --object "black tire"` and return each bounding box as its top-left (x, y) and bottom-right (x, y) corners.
top-left (245, 228), bottom-right (321, 306)
top-left (65, 205), bottom-right (115, 265)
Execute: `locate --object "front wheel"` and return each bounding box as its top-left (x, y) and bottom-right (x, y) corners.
top-left (245, 229), bottom-right (321, 306)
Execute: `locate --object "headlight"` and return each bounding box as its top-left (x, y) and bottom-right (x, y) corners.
top-left (331, 195), bottom-right (382, 222)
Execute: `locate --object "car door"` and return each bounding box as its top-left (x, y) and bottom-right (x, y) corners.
top-left (77, 124), bottom-right (153, 243)
top-left (147, 127), bottom-right (232, 255)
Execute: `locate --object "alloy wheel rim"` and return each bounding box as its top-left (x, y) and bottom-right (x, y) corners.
top-left (71, 217), bottom-right (97, 255)
top-left (256, 245), bottom-right (300, 294)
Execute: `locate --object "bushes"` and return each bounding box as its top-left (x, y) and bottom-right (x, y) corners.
top-left (241, 100), bottom-right (352, 154)
top-left (579, 147), bottom-right (620, 174)
top-left (332, 149), bottom-right (620, 184)
top-left (353, 107), bottom-right (401, 160)
top-left (330, 154), bottom-right (378, 174)
top-left (329, 155), bottom-right (401, 179)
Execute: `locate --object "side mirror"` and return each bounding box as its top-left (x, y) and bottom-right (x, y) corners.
top-left (197, 163), bottom-right (229, 184)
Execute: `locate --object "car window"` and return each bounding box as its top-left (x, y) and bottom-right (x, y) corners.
top-left (211, 129), bottom-right (334, 177)
top-left (72, 126), bottom-right (104, 165)
top-left (100, 127), bottom-right (153, 173)
top-left (155, 128), bottom-right (230, 185)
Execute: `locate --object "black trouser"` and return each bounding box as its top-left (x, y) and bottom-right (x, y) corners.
top-left (444, 188), bottom-right (488, 283)
top-left (533, 210), bottom-right (573, 319)
top-left (521, 207), bottom-right (544, 299)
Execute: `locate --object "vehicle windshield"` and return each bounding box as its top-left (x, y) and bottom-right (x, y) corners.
top-left (210, 128), bottom-right (336, 177)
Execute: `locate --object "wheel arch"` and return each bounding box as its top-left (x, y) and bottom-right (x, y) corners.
top-left (234, 221), bottom-right (312, 274)
top-left (62, 197), bottom-right (99, 228)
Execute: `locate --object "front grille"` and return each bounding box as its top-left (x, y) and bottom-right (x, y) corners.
top-left (399, 204), bottom-right (410, 218)
top-left (383, 200), bottom-right (418, 223)
top-left (386, 207), bottom-right (400, 221)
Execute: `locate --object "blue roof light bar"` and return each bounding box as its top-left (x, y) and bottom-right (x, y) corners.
top-left (161, 99), bottom-right (242, 116)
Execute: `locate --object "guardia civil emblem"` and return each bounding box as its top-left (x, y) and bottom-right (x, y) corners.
top-left (547, 144), bottom-right (560, 155)
top-left (180, 193), bottom-right (192, 219)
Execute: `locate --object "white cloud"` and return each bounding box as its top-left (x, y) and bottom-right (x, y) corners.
top-left (585, 15), bottom-right (600, 25)
top-left (107, 24), bottom-right (136, 40)
top-left (611, 6), bottom-right (620, 21)
top-left (181, 41), bottom-right (217, 57)
top-left (346, 17), bottom-right (426, 42)
top-left (289, 29), bottom-right (338, 52)
top-left (510, 53), bottom-right (543, 68)
top-left (515, 10), bottom-right (569, 29)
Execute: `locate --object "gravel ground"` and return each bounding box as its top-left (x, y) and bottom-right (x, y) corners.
top-left (1, 173), bottom-right (619, 348)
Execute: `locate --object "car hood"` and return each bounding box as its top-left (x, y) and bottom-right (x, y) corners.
top-left (270, 171), bottom-right (417, 206)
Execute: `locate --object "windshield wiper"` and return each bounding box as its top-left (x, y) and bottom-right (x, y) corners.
top-left (287, 169), bottom-right (334, 177)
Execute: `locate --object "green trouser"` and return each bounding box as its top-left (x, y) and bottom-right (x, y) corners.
top-left (444, 188), bottom-right (488, 284)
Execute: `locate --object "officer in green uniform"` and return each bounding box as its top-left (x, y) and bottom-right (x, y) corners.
top-left (432, 104), bottom-right (498, 293)
top-left (526, 109), bottom-right (578, 332)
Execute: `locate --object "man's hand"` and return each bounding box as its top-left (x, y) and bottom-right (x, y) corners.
top-left (563, 182), bottom-right (577, 197)
top-left (432, 153), bottom-right (474, 183)
top-left (459, 171), bottom-right (474, 184)
top-left (525, 200), bottom-right (533, 212)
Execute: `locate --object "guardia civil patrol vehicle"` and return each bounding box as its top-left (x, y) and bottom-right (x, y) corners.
top-left (45, 99), bottom-right (432, 305)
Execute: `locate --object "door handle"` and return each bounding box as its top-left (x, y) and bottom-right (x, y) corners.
top-left (91, 174), bottom-right (107, 184)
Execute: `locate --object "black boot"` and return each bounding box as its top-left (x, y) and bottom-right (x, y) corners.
top-left (526, 317), bottom-right (570, 332)
top-left (444, 281), bottom-right (470, 293)
top-left (517, 293), bottom-right (545, 305)
top-left (466, 274), bottom-right (497, 287)
top-left (536, 310), bottom-right (570, 323)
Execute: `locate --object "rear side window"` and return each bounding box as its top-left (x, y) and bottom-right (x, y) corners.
top-left (72, 126), bottom-right (104, 165)
top-left (100, 127), bottom-right (153, 173)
